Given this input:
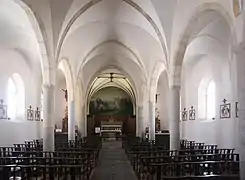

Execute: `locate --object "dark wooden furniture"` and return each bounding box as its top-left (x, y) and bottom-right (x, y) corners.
top-left (122, 136), bottom-right (240, 180)
top-left (0, 137), bottom-right (102, 180)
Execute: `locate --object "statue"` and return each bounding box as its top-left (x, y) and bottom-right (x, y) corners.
top-left (61, 89), bottom-right (68, 132)
top-left (62, 89), bottom-right (68, 102)
top-left (109, 116), bottom-right (114, 122)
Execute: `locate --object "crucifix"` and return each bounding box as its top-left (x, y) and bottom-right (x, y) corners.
top-left (61, 89), bottom-right (68, 102)
top-left (61, 89), bottom-right (68, 132)
top-left (223, 98), bottom-right (227, 104)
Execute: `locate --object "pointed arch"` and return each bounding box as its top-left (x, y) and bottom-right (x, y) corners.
top-left (172, 2), bottom-right (237, 85)
top-left (7, 73), bottom-right (25, 120)
top-left (14, 0), bottom-right (51, 85)
top-left (58, 58), bottom-right (74, 102)
top-left (198, 77), bottom-right (216, 120)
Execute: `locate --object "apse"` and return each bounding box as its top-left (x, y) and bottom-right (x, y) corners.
top-left (86, 70), bottom-right (136, 137)
top-left (89, 87), bottom-right (133, 116)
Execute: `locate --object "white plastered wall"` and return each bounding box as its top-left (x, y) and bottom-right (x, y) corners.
top-left (181, 55), bottom-right (237, 149)
top-left (0, 50), bottom-right (43, 146)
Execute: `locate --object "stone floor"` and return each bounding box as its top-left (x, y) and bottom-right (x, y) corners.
top-left (91, 140), bottom-right (138, 180)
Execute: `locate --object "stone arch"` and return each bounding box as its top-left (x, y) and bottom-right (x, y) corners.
top-left (172, 2), bottom-right (237, 85)
top-left (75, 79), bottom-right (86, 137)
top-left (84, 65), bottom-right (138, 114)
top-left (150, 62), bottom-right (170, 131)
top-left (57, 58), bottom-right (74, 102)
top-left (149, 61), bottom-right (168, 102)
top-left (14, 0), bottom-right (51, 85)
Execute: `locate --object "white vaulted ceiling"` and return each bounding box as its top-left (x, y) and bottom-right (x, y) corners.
top-left (3, 0), bottom-right (236, 101)
top-left (87, 70), bottom-right (135, 101)
top-left (58, 0), bottom-right (168, 83)
top-left (0, 0), bottom-right (42, 68)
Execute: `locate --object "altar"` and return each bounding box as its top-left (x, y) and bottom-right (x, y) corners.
top-left (100, 119), bottom-right (122, 140)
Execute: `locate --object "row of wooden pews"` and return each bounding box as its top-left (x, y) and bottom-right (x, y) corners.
top-left (123, 136), bottom-right (240, 180)
top-left (0, 136), bottom-right (101, 179)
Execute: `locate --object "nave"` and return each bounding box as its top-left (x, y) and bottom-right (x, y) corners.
top-left (91, 141), bottom-right (137, 180)
top-left (0, 135), bottom-right (240, 180)
top-left (2, 0), bottom-right (245, 179)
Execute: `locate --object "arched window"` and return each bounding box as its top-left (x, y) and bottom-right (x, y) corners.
top-left (206, 81), bottom-right (216, 119)
top-left (198, 79), bottom-right (216, 120)
top-left (7, 73), bottom-right (25, 119)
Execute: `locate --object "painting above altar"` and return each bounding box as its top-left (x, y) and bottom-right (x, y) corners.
top-left (89, 87), bottom-right (133, 116)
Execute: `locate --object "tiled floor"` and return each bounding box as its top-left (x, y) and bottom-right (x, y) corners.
top-left (91, 140), bottom-right (138, 180)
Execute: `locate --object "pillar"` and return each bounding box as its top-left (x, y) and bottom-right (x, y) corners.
top-left (43, 85), bottom-right (55, 151)
top-left (149, 101), bottom-right (156, 140)
top-left (137, 106), bottom-right (143, 137)
top-left (77, 104), bottom-right (86, 138)
top-left (169, 85), bottom-right (180, 150)
top-left (234, 45), bottom-right (245, 179)
top-left (68, 101), bottom-right (76, 140)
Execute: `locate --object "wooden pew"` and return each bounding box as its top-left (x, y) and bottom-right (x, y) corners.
top-left (128, 150), bottom-right (235, 175)
top-left (152, 161), bottom-right (239, 180)
top-left (123, 136), bottom-right (240, 180)
top-left (138, 154), bottom-right (239, 179)
top-left (0, 136), bottom-right (102, 179)
top-left (0, 164), bottom-right (91, 180)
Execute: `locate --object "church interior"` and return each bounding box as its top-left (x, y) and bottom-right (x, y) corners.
top-left (0, 0), bottom-right (245, 179)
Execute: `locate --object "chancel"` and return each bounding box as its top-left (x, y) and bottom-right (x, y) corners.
top-left (0, 0), bottom-right (245, 179)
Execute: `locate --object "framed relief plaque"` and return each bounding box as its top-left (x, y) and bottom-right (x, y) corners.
top-left (220, 99), bottom-right (231, 119)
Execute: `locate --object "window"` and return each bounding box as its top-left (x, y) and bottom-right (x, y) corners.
top-left (206, 81), bottom-right (215, 119)
top-left (198, 79), bottom-right (216, 120)
top-left (7, 73), bottom-right (25, 119)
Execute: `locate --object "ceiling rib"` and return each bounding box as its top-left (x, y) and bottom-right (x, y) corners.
top-left (56, 0), bottom-right (168, 68)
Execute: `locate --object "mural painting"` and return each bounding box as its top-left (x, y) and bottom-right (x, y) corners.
top-left (89, 87), bottom-right (133, 116)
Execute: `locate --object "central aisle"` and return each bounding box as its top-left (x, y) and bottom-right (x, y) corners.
top-left (91, 140), bottom-right (138, 180)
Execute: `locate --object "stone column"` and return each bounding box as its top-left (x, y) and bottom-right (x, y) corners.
top-left (137, 106), bottom-right (143, 137)
top-left (68, 101), bottom-right (76, 140)
top-left (234, 46), bottom-right (245, 179)
top-left (77, 104), bottom-right (85, 138)
top-left (169, 85), bottom-right (180, 150)
top-left (43, 85), bottom-right (55, 151)
top-left (149, 101), bottom-right (156, 140)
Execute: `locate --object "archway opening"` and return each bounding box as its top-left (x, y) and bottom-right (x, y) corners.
top-left (7, 73), bottom-right (25, 120)
top-left (155, 71), bottom-right (169, 133)
top-left (54, 67), bottom-right (68, 133)
top-left (86, 70), bottom-right (136, 138)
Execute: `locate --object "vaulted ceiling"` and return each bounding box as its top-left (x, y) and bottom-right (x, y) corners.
top-left (2, 0), bottom-right (237, 97)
